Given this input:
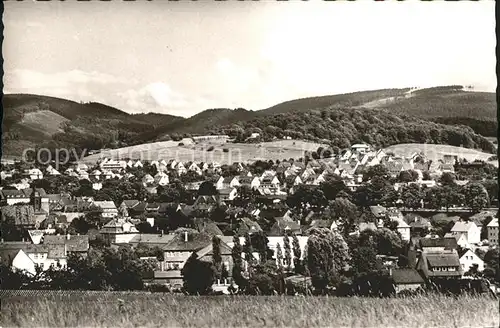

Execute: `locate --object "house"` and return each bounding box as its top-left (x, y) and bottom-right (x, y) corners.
top-left (351, 143), bottom-right (371, 154)
top-left (236, 217), bottom-right (263, 235)
top-left (154, 172), bottom-right (170, 186)
top-left (404, 214), bottom-right (431, 236)
top-left (188, 162), bottom-right (202, 175)
top-left (127, 233), bottom-right (175, 248)
top-left (238, 176), bottom-right (260, 189)
top-left (416, 250), bottom-right (463, 280)
top-left (176, 162), bottom-right (187, 175)
top-left (43, 234), bottom-right (90, 255)
top-left (133, 160), bottom-right (143, 168)
top-left (415, 237), bottom-right (458, 253)
top-left (1, 201), bottom-right (48, 229)
top-left (100, 160), bottom-right (126, 171)
top-left (458, 249), bottom-right (484, 273)
top-left (391, 268), bottom-right (425, 293)
top-left (0, 248), bottom-right (37, 276)
top-left (487, 218), bottom-right (498, 246)
top-left (444, 232), bottom-right (470, 249)
top-left (193, 195), bottom-right (220, 213)
top-left (450, 221), bottom-right (481, 245)
top-left (269, 218), bottom-right (302, 236)
top-left (24, 168), bottom-right (43, 180)
top-left (215, 176), bottom-right (238, 190)
top-left (28, 230), bottom-right (45, 244)
top-left (161, 231), bottom-right (212, 272)
top-left (1, 188), bottom-right (49, 208)
top-left (92, 200), bottom-right (119, 218)
top-left (196, 238), bottom-right (234, 287)
top-left (259, 177), bottom-right (281, 191)
top-left (120, 200), bottom-right (147, 217)
top-left (219, 188), bottom-right (238, 202)
top-left (142, 174), bottom-right (155, 186)
top-left (0, 242), bottom-right (68, 273)
top-left (99, 217), bottom-right (139, 243)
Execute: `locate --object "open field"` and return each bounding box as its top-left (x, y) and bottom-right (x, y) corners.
top-left (1, 292), bottom-right (498, 327)
top-left (82, 139), bottom-right (328, 165)
top-left (384, 143), bottom-right (498, 166)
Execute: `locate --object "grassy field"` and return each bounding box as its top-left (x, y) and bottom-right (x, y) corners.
top-left (82, 139), bottom-right (328, 164)
top-left (383, 144), bottom-right (498, 166)
top-left (0, 292), bottom-right (498, 327)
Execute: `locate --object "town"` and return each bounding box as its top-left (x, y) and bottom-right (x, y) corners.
top-left (1, 142), bottom-right (498, 296)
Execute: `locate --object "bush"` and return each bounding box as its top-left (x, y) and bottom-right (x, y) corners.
top-left (178, 143), bottom-right (184, 146)
top-left (223, 148), bottom-right (229, 153)
top-left (207, 146), bottom-right (215, 152)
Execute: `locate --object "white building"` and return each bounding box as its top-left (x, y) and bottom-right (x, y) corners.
top-left (459, 249), bottom-right (485, 273)
top-left (487, 218), bottom-right (498, 246)
top-left (92, 200), bottom-right (118, 218)
top-left (450, 221), bottom-right (481, 245)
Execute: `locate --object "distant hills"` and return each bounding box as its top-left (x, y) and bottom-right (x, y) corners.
top-left (1, 85), bottom-right (496, 157)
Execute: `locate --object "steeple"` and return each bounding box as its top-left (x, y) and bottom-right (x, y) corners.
top-left (30, 183), bottom-right (42, 212)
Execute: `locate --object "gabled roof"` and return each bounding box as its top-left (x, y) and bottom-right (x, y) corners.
top-left (163, 232), bottom-right (212, 252)
top-left (419, 237), bottom-right (458, 250)
top-left (426, 253), bottom-right (460, 267)
top-left (237, 217), bottom-right (263, 234)
top-left (392, 268), bottom-right (424, 285)
top-left (451, 221), bottom-right (477, 233)
top-left (43, 235), bottom-right (89, 252)
top-left (128, 234), bottom-right (175, 247)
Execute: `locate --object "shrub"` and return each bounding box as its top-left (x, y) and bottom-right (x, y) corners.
top-left (178, 143), bottom-right (184, 146)
top-left (207, 146), bottom-right (215, 152)
top-left (223, 148), bottom-right (229, 153)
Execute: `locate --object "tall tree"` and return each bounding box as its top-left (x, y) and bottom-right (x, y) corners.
top-left (291, 233), bottom-right (302, 273)
top-left (181, 253), bottom-right (216, 295)
top-left (306, 227), bottom-right (350, 294)
top-left (276, 242), bottom-right (283, 270)
top-left (231, 235), bottom-right (245, 287)
top-left (463, 183), bottom-right (490, 213)
top-left (400, 184), bottom-right (424, 210)
top-left (283, 232), bottom-right (292, 269)
top-left (212, 236), bottom-right (222, 279)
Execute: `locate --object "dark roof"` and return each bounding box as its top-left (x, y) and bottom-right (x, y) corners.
top-left (270, 218), bottom-right (301, 236)
top-left (419, 237), bottom-right (458, 250)
top-left (0, 242), bottom-right (66, 259)
top-left (43, 235), bottom-right (89, 252)
top-left (0, 188), bottom-right (47, 200)
top-left (163, 232), bottom-right (212, 252)
top-left (237, 217), bottom-right (263, 234)
top-left (1, 205), bottom-right (36, 226)
top-left (392, 269), bottom-right (424, 285)
top-left (128, 234), bottom-right (175, 247)
top-left (122, 200), bottom-right (141, 208)
top-left (426, 253), bottom-right (461, 267)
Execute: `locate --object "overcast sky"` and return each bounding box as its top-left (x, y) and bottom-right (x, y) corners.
top-left (3, 1), bottom-right (496, 117)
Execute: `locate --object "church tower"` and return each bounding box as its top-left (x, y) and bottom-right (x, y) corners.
top-left (30, 184), bottom-right (42, 212)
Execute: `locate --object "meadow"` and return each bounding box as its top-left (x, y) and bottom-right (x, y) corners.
top-left (82, 139), bottom-right (328, 164)
top-left (1, 291), bottom-right (498, 328)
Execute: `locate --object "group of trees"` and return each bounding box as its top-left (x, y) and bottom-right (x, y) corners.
top-left (1, 244), bottom-right (158, 291)
top-left (211, 108), bottom-right (495, 153)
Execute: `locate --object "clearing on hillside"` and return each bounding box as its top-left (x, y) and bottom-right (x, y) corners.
top-left (383, 143), bottom-right (497, 166)
top-left (82, 139), bottom-right (327, 164)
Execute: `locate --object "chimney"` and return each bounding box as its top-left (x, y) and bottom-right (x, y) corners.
top-left (184, 231), bottom-right (188, 242)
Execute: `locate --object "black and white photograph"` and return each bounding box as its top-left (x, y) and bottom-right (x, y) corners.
top-left (1, 1), bottom-right (498, 327)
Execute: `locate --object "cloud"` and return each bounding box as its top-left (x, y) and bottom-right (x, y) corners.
top-left (4, 69), bottom-right (131, 104)
top-left (118, 82), bottom-right (193, 116)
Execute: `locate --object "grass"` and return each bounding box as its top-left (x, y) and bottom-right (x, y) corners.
top-left (383, 144), bottom-right (498, 166)
top-left (82, 139), bottom-right (328, 164)
top-left (1, 292), bottom-right (498, 327)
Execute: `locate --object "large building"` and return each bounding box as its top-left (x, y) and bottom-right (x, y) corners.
top-left (487, 218), bottom-right (498, 246)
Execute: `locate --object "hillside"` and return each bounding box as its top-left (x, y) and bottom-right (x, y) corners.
top-left (261, 88), bottom-right (411, 115)
top-left (258, 86), bottom-right (496, 137)
top-left (209, 108), bottom-right (495, 154)
top-left (2, 94), bottom-right (183, 157)
top-left (154, 107), bottom-right (258, 140)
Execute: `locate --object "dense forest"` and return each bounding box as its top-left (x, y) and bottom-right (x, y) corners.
top-left (209, 108), bottom-right (496, 153)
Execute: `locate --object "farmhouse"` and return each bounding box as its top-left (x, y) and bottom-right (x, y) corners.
top-left (391, 268), bottom-right (425, 293)
top-left (449, 221), bottom-right (481, 245)
top-left (458, 249), bottom-right (484, 273)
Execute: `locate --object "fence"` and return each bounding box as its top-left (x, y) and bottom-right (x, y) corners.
top-left (0, 289), bottom-right (157, 298)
